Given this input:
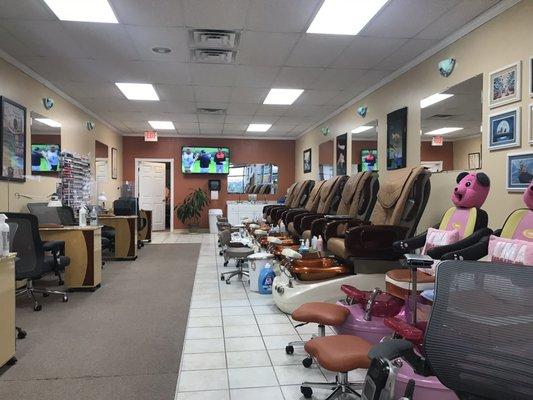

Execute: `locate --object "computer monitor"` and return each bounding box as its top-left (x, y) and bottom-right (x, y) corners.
top-left (113, 197), bottom-right (139, 216)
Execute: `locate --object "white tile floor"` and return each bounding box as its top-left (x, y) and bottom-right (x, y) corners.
top-left (150, 232), bottom-right (361, 400)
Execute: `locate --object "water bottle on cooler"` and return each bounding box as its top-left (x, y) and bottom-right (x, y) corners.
top-left (0, 214), bottom-right (9, 256)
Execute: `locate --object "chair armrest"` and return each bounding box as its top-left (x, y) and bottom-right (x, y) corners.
top-left (310, 217), bottom-right (327, 238)
top-left (367, 338), bottom-right (415, 361)
top-left (299, 213), bottom-right (323, 233)
top-left (427, 228), bottom-right (493, 260)
top-left (345, 225), bottom-right (409, 259)
top-left (284, 209), bottom-right (307, 224)
top-left (293, 212), bottom-right (314, 231)
top-left (324, 219), bottom-right (364, 242)
top-left (393, 231), bottom-right (429, 254)
top-left (441, 232), bottom-right (492, 261)
top-left (43, 240), bottom-right (65, 254)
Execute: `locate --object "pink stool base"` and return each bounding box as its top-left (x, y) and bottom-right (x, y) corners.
top-left (394, 363), bottom-right (458, 400)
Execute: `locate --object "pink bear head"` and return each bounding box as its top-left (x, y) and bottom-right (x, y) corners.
top-left (452, 172), bottom-right (490, 208)
top-left (523, 180), bottom-right (533, 210)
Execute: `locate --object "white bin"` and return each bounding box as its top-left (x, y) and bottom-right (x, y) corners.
top-left (247, 252), bottom-right (275, 292)
top-left (208, 209), bottom-right (223, 233)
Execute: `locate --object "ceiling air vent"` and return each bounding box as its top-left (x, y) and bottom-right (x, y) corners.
top-left (428, 113), bottom-right (454, 119)
top-left (197, 107), bottom-right (226, 115)
top-left (190, 29), bottom-right (240, 49)
top-left (192, 48), bottom-right (236, 64)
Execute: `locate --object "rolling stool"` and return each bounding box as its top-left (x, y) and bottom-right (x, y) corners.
top-left (220, 247), bottom-right (254, 284)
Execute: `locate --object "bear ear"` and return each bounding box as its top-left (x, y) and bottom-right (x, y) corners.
top-left (476, 172), bottom-right (490, 187)
top-left (456, 171), bottom-right (469, 183)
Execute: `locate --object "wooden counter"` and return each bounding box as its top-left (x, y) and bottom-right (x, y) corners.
top-left (99, 216), bottom-right (138, 260)
top-left (138, 209), bottom-right (152, 243)
top-left (0, 254), bottom-right (16, 367)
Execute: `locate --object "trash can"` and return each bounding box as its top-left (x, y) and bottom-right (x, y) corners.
top-left (247, 252), bottom-right (275, 292)
top-left (208, 209), bottom-right (223, 233)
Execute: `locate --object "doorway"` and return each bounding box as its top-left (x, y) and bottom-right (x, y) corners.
top-left (135, 158), bottom-right (174, 232)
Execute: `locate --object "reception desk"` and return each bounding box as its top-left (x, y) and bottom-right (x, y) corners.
top-left (99, 215), bottom-right (138, 260)
top-left (39, 226), bottom-right (102, 291)
top-left (138, 209), bottom-right (152, 243)
top-left (0, 254), bottom-right (16, 368)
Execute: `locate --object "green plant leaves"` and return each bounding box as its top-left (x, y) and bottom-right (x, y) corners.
top-left (174, 187), bottom-right (210, 226)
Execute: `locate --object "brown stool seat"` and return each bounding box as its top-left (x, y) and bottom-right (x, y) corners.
top-left (292, 302), bottom-right (350, 326)
top-left (305, 335), bottom-right (372, 372)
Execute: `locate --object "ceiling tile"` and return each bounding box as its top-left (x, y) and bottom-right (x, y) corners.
top-left (183, 0), bottom-right (249, 30)
top-left (376, 38), bottom-right (438, 71)
top-left (134, 60), bottom-right (191, 84)
top-left (238, 31), bottom-right (299, 66)
top-left (224, 115), bottom-right (253, 124)
top-left (309, 68), bottom-right (367, 91)
top-left (286, 35), bottom-right (353, 68)
top-left (0, 26), bottom-right (32, 57)
top-left (330, 37), bottom-right (407, 69)
top-left (190, 64), bottom-right (236, 86)
top-left (226, 102), bottom-right (260, 115)
top-left (254, 105), bottom-right (286, 117)
top-left (19, 56), bottom-right (101, 82)
top-left (230, 87), bottom-right (269, 104)
top-left (325, 91), bottom-right (357, 106)
top-left (195, 101), bottom-right (229, 111)
top-left (198, 114), bottom-right (225, 124)
top-left (177, 123), bottom-right (200, 134)
top-left (111, 0), bottom-right (185, 27)
top-left (172, 114), bottom-right (199, 123)
top-left (223, 123), bottom-right (247, 134)
top-left (142, 100), bottom-right (197, 114)
top-left (194, 86), bottom-right (233, 103)
top-left (123, 120), bottom-right (151, 131)
top-left (199, 123), bottom-right (223, 134)
top-left (233, 65), bottom-right (279, 88)
top-left (249, 115), bottom-right (280, 124)
top-left (125, 26), bottom-right (189, 62)
top-left (156, 84), bottom-right (195, 101)
top-left (349, 69), bottom-right (391, 93)
top-left (294, 90), bottom-right (339, 105)
top-left (54, 81), bottom-right (124, 99)
top-left (284, 104), bottom-right (336, 118)
top-left (273, 67), bottom-right (323, 89)
top-left (361, 0), bottom-right (461, 38)
top-left (245, 0), bottom-right (321, 33)
top-left (0, 0), bottom-right (55, 20)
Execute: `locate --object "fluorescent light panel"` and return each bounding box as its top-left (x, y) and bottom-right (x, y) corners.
top-left (247, 124), bottom-right (272, 132)
top-left (307, 0), bottom-right (388, 35)
top-left (263, 89), bottom-right (304, 105)
top-left (424, 127), bottom-right (463, 136)
top-left (352, 125), bottom-right (373, 134)
top-left (115, 83), bottom-right (159, 101)
top-left (43, 0), bottom-right (118, 23)
top-left (149, 121), bottom-right (175, 130)
top-left (35, 118), bottom-right (61, 128)
top-left (420, 93), bottom-right (454, 109)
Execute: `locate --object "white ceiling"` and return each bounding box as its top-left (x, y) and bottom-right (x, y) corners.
top-left (0, 0), bottom-right (501, 138)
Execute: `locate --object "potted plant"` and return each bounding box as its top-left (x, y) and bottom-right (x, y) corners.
top-left (175, 188), bottom-right (210, 233)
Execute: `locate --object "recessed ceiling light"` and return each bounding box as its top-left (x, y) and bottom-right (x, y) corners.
top-left (152, 47), bottom-right (172, 54)
top-left (420, 93), bottom-right (454, 109)
top-left (149, 121), bottom-right (175, 130)
top-left (43, 0), bottom-right (118, 23)
top-left (263, 89), bottom-right (304, 105)
top-left (115, 83), bottom-right (159, 101)
top-left (247, 124), bottom-right (272, 132)
top-left (351, 125), bottom-right (373, 134)
top-left (307, 0), bottom-right (388, 35)
top-left (35, 118), bottom-right (61, 128)
top-left (424, 127), bottom-right (463, 136)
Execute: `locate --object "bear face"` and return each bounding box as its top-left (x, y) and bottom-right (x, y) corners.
top-left (524, 180), bottom-right (533, 210)
top-left (452, 172), bottom-right (490, 209)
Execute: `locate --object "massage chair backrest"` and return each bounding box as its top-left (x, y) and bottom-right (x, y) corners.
top-left (369, 167), bottom-right (431, 236)
top-left (253, 184), bottom-right (262, 194)
top-left (283, 182), bottom-right (298, 206)
top-left (315, 176), bottom-right (347, 214)
top-left (303, 180), bottom-right (327, 212)
top-left (499, 181), bottom-right (533, 241)
top-left (288, 180), bottom-right (313, 208)
top-left (335, 172), bottom-right (376, 220)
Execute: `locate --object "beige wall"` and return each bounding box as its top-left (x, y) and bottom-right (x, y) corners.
top-left (0, 57), bottom-right (122, 212)
top-left (453, 136), bottom-right (482, 171)
top-left (296, 1), bottom-right (533, 229)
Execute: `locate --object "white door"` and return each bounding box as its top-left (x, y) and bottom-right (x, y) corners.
top-left (138, 161), bottom-right (167, 231)
top-left (95, 159), bottom-right (108, 182)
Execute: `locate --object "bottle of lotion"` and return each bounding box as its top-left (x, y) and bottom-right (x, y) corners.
top-left (0, 214), bottom-right (9, 256)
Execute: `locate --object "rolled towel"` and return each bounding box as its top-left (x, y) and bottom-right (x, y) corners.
top-left (267, 236), bottom-right (282, 244)
top-left (254, 229), bottom-right (268, 236)
top-left (281, 248), bottom-right (302, 259)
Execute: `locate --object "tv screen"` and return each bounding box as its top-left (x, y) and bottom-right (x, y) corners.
top-left (181, 146), bottom-right (230, 174)
top-left (31, 144), bottom-right (61, 172)
top-left (360, 149), bottom-right (378, 172)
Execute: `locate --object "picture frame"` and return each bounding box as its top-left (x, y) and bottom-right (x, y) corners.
top-left (0, 96), bottom-right (27, 182)
top-left (335, 133), bottom-right (347, 176)
top-left (303, 148), bottom-right (312, 173)
top-left (529, 103), bottom-right (533, 144)
top-left (489, 61), bottom-right (521, 108)
top-left (111, 147), bottom-right (118, 179)
top-left (529, 57), bottom-right (533, 97)
top-left (386, 107), bottom-right (408, 170)
top-left (506, 151), bottom-right (533, 191)
top-left (468, 152), bottom-right (481, 170)
top-left (488, 106), bottom-right (521, 151)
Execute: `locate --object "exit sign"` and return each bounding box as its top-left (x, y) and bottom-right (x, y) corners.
top-left (144, 130), bottom-right (158, 142)
top-left (431, 136), bottom-right (443, 146)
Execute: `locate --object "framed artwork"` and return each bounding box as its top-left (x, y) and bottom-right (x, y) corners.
top-left (506, 151), bottom-right (533, 191)
top-left (386, 107), bottom-right (407, 170)
top-left (335, 133), bottom-right (347, 176)
top-left (489, 62), bottom-right (521, 108)
top-left (111, 147), bottom-right (118, 179)
top-left (303, 148), bottom-right (312, 173)
top-left (360, 149), bottom-right (377, 172)
top-left (488, 107), bottom-right (521, 151)
top-left (468, 152), bottom-right (481, 170)
top-left (530, 57), bottom-right (533, 97)
top-left (0, 97), bottom-right (26, 182)
top-left (529, 103), bottom-right (533, 144)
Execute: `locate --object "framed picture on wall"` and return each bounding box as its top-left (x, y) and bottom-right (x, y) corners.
top-left (468, 152), bottom-right (481, 170)
top-left (488, 107), bottom-right (521, 151)
top-left (489, 62), bottom-right (521, 108)
top-left (111, 147), bottom-right (118, 179)
top-left (529, 103), bottom-right (533, 144)
top-left (336, 133), bottom-right (347, 176)
top-left (529, 57), bottom-right (533, 97)
top-left (303, 148), bottom-right (312, 173)
top-left (386, 107), bottom-right (407, 170)
top-left (506, 151), bottom-right (533, 191)
top-left (0, 96), bottom-right (26, 182)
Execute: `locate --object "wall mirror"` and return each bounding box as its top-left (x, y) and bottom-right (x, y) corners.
top-left (30, 111), bottom-right (62, 176)
top-left (318, 140), bottom-right (333, 180)
top-left (420, 74), bottom-right (482, 172)
top-left (351, 120), bottom-right (378, 173)
top-left (95, 140), bottom-right (109, 182)
top-left (228, 163), bottom-right (278, 194)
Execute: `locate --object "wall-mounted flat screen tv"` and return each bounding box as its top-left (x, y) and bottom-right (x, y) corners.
top-left (181, 146), bottom-right (230, 174)
top-left (31, 144), bottom-right (61, 172)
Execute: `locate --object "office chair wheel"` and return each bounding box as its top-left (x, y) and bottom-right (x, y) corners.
top-left (225, 279), bottom-right (231, 285)
top-left (63, 295), bottom-right (68, 302)
top-left (42, 292), bottom-right (50, 297)
top-left (285, 345), bottom-right (294, 355)
top-left (6, 357), bottom-right (17, 366)
top-left (58, 279), bottom-right (64, 286)
top-left (220, 274), bottom-right (225, 281)
top-left (301, 386), bottom-right (312, 399)
top-left (219, 251), bottom-right (223, 256)
top-left (223, 261), bottom-right (229, 267)
top-left (17, 330), bottom-right (27, 339)
top-left (302, 357), bottom-right (313, 368)
top-left (33, 304), bottom-right (42, 312)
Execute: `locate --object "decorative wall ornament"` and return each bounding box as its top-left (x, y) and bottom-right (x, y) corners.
top-left (86, 121), bottom-right (95, 131)
top-left (438, 58), bottom-right (456, 77)
top-left (321, 127), bottom-right (330, 136)
top-left (506, 151), bottom-right (533, 191)
top-left (357, 106), bottom-right (368, 118)
top-left (303, 148), bottom-right (312, 173)
top-left (488, 107), bottom-right (521, 151)
top-left (42, 97), bottom-right (54, 110)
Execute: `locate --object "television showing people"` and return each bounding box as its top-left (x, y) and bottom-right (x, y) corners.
top-left (181, 146), bottom-right (230, 174)
top-left (31, 144), bottom-right (61, 172)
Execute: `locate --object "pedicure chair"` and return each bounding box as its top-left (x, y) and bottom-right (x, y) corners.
top-left (269, 180), bottom-right (314, 224)
top-left (262, 182), bottom-right (296, 219)
top-left (272, 166), bottom-right (431, 314)
top-left (281, 180), bottom-right (327, 228)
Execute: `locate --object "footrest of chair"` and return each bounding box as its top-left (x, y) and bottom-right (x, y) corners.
top-left (383, 317), bottom-right (424, 344)
top-left (292, 302), bottom-right (350, 326)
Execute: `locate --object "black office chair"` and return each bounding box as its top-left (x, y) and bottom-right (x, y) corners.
top-left (113, 197), bottom-right (147, 249)
top-left (6, 213), bottom-right (70, 311)
top-left (6, 222), bottom-right (27, 340)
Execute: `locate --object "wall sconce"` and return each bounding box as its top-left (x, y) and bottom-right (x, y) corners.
top-left (438, 58), bottom-right (456, 77)
top-left (321, 127), bottom-right (330, 136)
top-left (357, 106), bottom-right (368, 118)
top-left (42, 97), bottom-right (54, 110)
top-left (86, 121), bottom-right (95, 131)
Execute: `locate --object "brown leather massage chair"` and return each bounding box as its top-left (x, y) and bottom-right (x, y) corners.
top-left (263, 181), bottom-right (297, 219)
top-left (269, 180), bottom-right (314, 224)
top-left (325, 166), bottom-right (431, 274)
top-left (282, 180), bottom-right (327, 229)
top-left (294, 172), bottom-right (379, 242)
top-left (287, 175), bottom-right (347, 240)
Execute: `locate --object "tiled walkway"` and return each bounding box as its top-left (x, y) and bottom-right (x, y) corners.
top-left (150, 232), bottom-right (366, 400)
